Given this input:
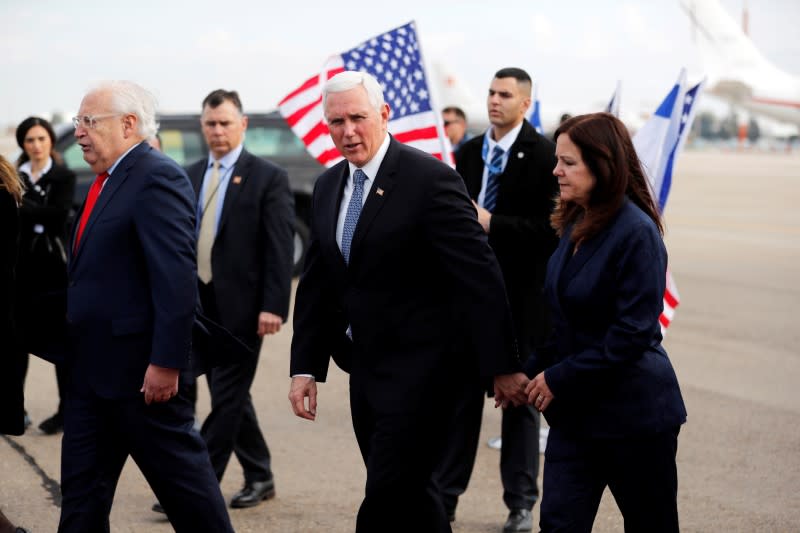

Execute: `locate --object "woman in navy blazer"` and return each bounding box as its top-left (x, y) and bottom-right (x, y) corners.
top-left (524, 113), bottom-right (686, 532)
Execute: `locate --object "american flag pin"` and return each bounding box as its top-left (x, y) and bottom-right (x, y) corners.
top-left (517, 152), bottom-right (525, 159)
top-left (233, 176), bottom-right (242, 184)
top-left (376, 188), bottom-right (384, 196)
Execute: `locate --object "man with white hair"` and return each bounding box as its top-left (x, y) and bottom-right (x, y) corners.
top-left (289, 71), bottom-right (529, 532)
top-left (59, 80), bottom-right (233, 532)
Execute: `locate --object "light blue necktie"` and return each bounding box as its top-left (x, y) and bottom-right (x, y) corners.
top-left (341, 169), bottom-right (367, 264)
top-left (483, 146), bottom-right (505, 212)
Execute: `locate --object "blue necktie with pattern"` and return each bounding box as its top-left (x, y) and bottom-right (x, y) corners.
top-left (483, 146), bottom-right (505, 212)
top-left (341, 169), bottom-right (367, 264)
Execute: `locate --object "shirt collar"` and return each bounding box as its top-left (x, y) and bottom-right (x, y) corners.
top-left (208, 143), bottom-right (244, 170)
top-left (347, 133), bottom-right (390, 181)
top-left (18, 156), bottom-right (53, 180)
top-left (486, 121), bottom-right (524, 153)
top-left (107, 141), bottom-right (146, 176)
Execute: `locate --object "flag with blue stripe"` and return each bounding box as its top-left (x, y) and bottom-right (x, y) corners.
top-left (659, 79), bottom-right (705, 210)
top-left (528, 86), bottom-right (544, 134)
top-left (633, 69), bottom-right (686, 206)
top-left (606, 80), bottom-right (621, 117)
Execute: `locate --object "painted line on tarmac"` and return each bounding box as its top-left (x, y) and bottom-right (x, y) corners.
top-left (1, 435), bottom-right (61, 507)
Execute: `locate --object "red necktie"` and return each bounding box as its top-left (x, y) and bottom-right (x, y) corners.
top-left (73, 171), bottom-right (109, 253)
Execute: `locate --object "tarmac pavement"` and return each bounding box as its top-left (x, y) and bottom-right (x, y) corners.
top-left (2, 150), bottom-right (799, 532)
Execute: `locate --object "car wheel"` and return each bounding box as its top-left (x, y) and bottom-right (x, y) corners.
top-left (293, 217), bottom-right (310, 277)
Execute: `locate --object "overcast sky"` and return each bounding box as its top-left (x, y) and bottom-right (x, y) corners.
top-left (1, 0), bottom-right (798, 130)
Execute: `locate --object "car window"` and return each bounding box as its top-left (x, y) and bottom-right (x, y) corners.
top-left (63, 141), bottom-right (91, 173)
top-left (161, 129), bottom-right (205, 166)
top-left (244, 125), bottom-right (308, 158)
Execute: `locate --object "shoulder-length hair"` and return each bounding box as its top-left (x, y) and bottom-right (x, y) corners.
top-left (551, 112), bottom-right (663, 241)
top-left (15, 116), bottom-right (62, 167)
top-left (0, 154), bottom-right (24, 203)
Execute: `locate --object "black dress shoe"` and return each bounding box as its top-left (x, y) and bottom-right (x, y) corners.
top-left (447, 510), bottom-right (456, 522)
top-left (38, 412), bottom-right (64, 435)
top-left (230, 478), bottom-right (276, 508)
top-left (151, 501), bottom-right (166, 514)
top-left (503, 508), bottom-right (533, 532)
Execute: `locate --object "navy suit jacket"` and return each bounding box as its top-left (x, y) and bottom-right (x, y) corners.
top-left (66, 142), bottom-right (197, 398)
top-left (525, 199), bottom-right (687, 437)
top-left (291, 137), bottom-right (520, 412)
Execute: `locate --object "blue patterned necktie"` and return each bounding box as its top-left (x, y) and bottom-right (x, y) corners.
top-left (483, 146), bottom-right (505, 212)
top-left (341, 169), bottom-right (367, 264)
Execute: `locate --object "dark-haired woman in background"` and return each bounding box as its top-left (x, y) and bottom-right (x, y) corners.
top-left (14, 116), bottom-right (76, 435)
top-left (0, 154), bottom-right (31, 533)
top-left (524, 113), bottom-right (686, 532)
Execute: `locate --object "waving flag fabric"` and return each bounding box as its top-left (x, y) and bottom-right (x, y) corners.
top-left (278, 21), bottom-right (450, 168)
top-left (529, 86), bottom-right (544, 134)
top-left (659, 79), bottom-right (706, 210)
top-left (632, 70), bottom-right (704, 333)
top-left (606, 80), bottom-right (622, 117)
top-left (633, 69), bottom-right (686, 200)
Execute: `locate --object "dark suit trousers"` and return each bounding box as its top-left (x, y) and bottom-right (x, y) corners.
top-left (199, 281), bottom-right (272, 484)
top-left (540, 427), bottom-right (680, 533)
top-left (434, 380), bottom-right (540, 513)
top-left (58, 373), bottom-right (232, 533)
top-left (351, 380), bottom-right (453, 533)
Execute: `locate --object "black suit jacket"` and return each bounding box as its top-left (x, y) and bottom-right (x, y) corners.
top-left (0, 189), bottom-right (24, 435)
top-left (16, 163), bottom-right (76, 347)
top-left (186, 149), bottom-right (294, 347)
top-left (457, 120), bottom-right (559, 355)
top-left (291, 137), bottom-right (520, 412)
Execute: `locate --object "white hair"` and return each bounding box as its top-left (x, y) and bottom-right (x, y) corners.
top-left (89, 80), bottom-right (160, 138)
top-left (323, 71), bottom-right (385, 116)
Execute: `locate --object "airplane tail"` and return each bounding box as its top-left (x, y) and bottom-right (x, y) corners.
top-left (680, 0), bottom-right (795, 100)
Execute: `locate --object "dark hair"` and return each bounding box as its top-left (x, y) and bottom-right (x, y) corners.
top-left (494, 67), bottom-right (532, 86)
top-left (15, 116), bottom-right (61, 167)
top-left (551, 112), bottom-right (663, 242)
top-left (202, 89), bottom-right (243, 113)
top-left (442, 106), bottom-right (467, 122)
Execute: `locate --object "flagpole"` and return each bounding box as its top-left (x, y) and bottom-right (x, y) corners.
top-left (412, 20), bottom-right (454, 166)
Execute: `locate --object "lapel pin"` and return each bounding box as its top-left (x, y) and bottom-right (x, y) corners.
top-left (232, 176), bottom-right (242, 185)
top-left (376, 188), bottom-right (384, 196)
top-left (517, 151), bottom-right (525, 159)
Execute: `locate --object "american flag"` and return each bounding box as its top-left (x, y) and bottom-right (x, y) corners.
top-left (278, 21), bottom-right (450, 168)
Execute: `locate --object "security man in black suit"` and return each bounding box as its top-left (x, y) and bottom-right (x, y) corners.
top-left (435, 67), bottom-right (559, 532)
top-left (187, 89), bottom-right (294, 509)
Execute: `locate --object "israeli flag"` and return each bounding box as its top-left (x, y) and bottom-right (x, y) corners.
top-left (606, 80), bottom-right (622, 117)
top-left (529, 86), bottom-right (544, 135)
top-left (632, 69), bottom-right (687, 207)
top-left (659, 79), bottom-right (706, 210)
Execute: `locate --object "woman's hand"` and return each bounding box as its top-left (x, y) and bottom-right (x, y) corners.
top-left (525, 371), bottom-right (554, 412)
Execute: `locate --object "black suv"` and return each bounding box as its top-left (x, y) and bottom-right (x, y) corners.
top-left (55, 111), bottom-right (323, 275)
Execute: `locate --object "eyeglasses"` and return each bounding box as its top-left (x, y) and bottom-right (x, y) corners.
top-left (72, 113), bottom-right (120, 129)
top-left (443, 119), bottom-right (462, 127)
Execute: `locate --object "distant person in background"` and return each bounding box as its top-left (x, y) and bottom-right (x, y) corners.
top-left (437, 67), bottom-right (558, 532)
top-left (525, 112), bottom-right (686, 532)
top-left (0, 154), bottom-right (30, 533)
top-left (13, 116), bottom-right (76, 435)
top-left (442, 106), bottom-right (471, 154)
